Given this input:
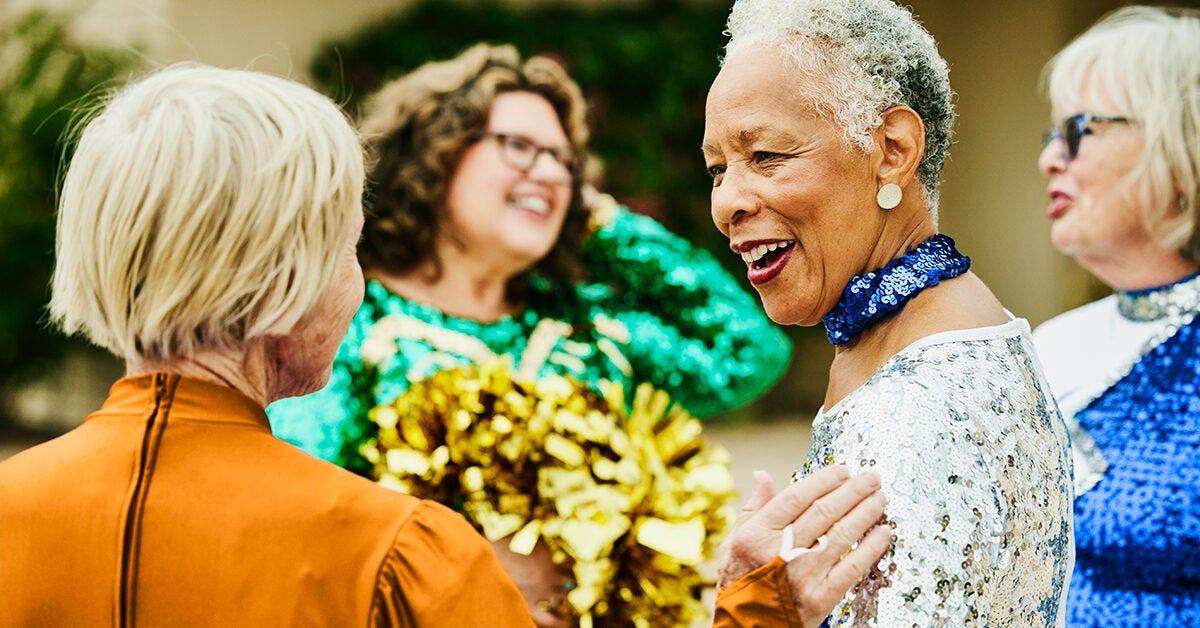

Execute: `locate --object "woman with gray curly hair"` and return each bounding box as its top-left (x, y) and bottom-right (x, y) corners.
top-left (704, 0), bottom-right (1074, 624)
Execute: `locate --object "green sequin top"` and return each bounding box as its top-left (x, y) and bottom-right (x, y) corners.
top-left (267, 204), bottom-right (792, 468)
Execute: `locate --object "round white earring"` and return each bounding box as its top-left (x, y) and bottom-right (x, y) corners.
top-left (877, 183), bottom-right (902, 210)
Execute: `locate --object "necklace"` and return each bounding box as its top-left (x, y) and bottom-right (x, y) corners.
top-left (1116, 272), bottom-right (1200, 322)
top-left (822, 234), bottom-right (971, 345)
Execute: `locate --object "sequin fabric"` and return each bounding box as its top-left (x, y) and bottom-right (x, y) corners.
top-left (1060, 276), bottom-right (1200, 626)
top-left (1116, 272), bottom-right (1200, 322)
top-left (822, 234), bottom-right (971, 345)
top-left (1035, 273), bottom-right (1200, 496)
top-left (266, 204), bottom-right (792, 468)
top-left (803, 321), bottom-right (1074, 626)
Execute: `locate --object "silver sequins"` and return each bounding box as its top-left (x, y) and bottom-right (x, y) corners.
top-left (801, 321), bottom-right (1073, 626)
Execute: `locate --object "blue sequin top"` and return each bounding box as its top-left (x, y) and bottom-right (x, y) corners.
top-left (1035, 275), bottom-right (1200, 626)
top-left (267, 203), bottom-right (792, 468)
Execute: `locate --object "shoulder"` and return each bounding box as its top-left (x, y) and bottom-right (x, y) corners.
top-left (0, 432), bottom-right (81, 500)
top-left (853, 320), bottom-right (1037, 405)
top-left (371, 501), bottom-right (533, 626)
top-left (820, 321), bottom-right (1058, 464)
top-left (590, 202), bottom-right (699, 254)
top-left (263, 440), bottom-right (422, 523)
top-left (900, 319), bottom-right (1043, 384)
top-left (245, 455), bottom-right (529, 625)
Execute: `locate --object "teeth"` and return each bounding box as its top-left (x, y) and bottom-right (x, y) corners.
top-left (512, 196), bottom-right (549, 215)
top-left (739, 241), bottom-right (794, 265)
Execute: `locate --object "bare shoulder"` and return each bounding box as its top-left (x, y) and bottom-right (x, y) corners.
top-left (909, 271), bottom-right (1008, 331)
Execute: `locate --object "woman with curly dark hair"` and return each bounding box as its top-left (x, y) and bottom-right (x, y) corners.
top-left (267, 43), bottom-right (800, 626)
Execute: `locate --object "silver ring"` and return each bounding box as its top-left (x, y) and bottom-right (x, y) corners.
top-left (779, 525), bottom-right (829, 562)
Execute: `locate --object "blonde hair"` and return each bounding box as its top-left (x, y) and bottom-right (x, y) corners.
top-left (50, 63), bottom-right (364, 361)
top-left (1045, 6), bottom-right (1200, 261)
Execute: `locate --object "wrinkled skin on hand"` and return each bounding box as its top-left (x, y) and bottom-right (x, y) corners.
top-left (717, 465), bottom-right (891, 626)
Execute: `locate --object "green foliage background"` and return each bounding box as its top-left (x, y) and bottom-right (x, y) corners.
top-left (310, 0), bottom-right (731, 262)
top-left (0, 11), bottom-right (136, 412)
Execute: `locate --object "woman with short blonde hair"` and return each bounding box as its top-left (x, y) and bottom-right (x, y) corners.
top-left (2, 61), bottom-right (892, 628)
top-left (1032, 6), bottom-right (1200, 625)
top-left (2, 62), bottom-right (535, 626)
top-left (52, 65), bottom-right (362, 367)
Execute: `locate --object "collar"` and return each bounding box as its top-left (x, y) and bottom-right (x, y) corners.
top-left (1116, 272), bottom-right (1200, 322)
top-left (88, 373), bottom-right (272, 433)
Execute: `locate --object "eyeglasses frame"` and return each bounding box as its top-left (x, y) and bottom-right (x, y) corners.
top-left (474, 131), bottom-right (581, 178)
top-left (1042, 113), bottom-right (1131, 161)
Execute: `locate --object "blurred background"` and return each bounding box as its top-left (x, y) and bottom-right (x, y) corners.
top-left (2, 0), bottom-right (1194, 489)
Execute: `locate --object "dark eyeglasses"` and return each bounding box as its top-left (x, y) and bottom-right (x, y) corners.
top-left (1041, 113), bottom-right (1130, 161)
top-left (474, 132), bottom-right (581, 178)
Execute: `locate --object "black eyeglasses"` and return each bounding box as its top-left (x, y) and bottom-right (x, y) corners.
top-left (1041, 113), bottom-right (1130, 161)
top-left (474, 132), bottom-right (581, 178)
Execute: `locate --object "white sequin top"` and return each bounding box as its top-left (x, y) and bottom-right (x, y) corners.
top-left (804, 319), bottom-right (1074, 627)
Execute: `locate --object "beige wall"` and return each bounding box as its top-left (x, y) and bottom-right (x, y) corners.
top-left (3, 0), bottom-right (411, 85)
top-left (913, 0), bottom-right (1194, 323)
top-left (156, 0), bottom-right (411, 85)
top-left (912, 0), bottom-right (1122, 325)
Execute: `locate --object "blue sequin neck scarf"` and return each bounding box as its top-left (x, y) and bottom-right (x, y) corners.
top-left (822, 234), bottom-right (971, 345)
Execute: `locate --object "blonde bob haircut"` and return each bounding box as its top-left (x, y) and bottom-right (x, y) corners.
top-left (50, 63), bottom-right (364, 361)
top-left (1044, 6), bottom-right (1200, 262)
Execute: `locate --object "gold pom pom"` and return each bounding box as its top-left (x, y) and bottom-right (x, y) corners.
top-left (363, 360), bottom-right (737, 626)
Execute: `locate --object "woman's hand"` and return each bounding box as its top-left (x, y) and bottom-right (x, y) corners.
top-left (717, 465), bottom-right (891, 625)
top-left (489, 537), bottom-right (574, 628)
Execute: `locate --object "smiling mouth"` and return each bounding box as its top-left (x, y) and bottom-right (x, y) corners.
top-left (740, 241), bottom-right (795, 286)
top-left (510, 194), bottom-right (550, 216)
top-left (741, 241), bottom-right (795, 269)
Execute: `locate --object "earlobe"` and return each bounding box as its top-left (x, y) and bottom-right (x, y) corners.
top-left (874, 106), bottom-right (925, 190)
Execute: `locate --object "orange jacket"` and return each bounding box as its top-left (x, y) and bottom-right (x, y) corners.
top-left (0, 374), bottom-right (533, 627)
top-left (0, 373), bottom-right (799, 627)
top-left (712, 557), bottom-right (804, 627)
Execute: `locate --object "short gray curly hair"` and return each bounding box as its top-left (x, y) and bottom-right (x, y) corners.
top-left (723, 0), bottom-right (954, 216)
